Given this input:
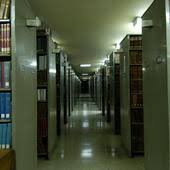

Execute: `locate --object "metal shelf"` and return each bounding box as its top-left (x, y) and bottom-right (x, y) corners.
top-left (0, 88), bottom-right (11, 92)
top-left (38, 101), bottom-right (48, 103)
top-left (0, 19), bottom-right (10, 23)
top-left (129, 47), bottom-right (142, 51)
top-left (131, 106), bottom-right (143, 109)
top-left (130, 64), bottom-right (142, 66)
top-left (131, 122), bottom-right (144, 125)
top-left (0, 120), bottom-right (12, 123)
top-left (37, 85), bottom-right (48, 88)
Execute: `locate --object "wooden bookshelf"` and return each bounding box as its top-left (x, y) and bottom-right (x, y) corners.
top-left (120, 34), bottom-right (144, 156)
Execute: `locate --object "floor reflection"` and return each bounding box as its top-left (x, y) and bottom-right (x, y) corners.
top-left (38, 96), bottom-right (144, 170)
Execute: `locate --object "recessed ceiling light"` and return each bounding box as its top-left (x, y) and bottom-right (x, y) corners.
top-left (80, 64), bottom-right (91, 68)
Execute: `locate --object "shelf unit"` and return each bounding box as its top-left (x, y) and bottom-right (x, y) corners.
top-left (56, 51), bottom-right (65, 136)
top-left (37, 29), bottom-right (49, 158)
top-left (120, 34), bottom-right (144, 156)
top-left (0, 0), bottom-right (12, 151)
top-left (114, 53), bottom-right (121, 134)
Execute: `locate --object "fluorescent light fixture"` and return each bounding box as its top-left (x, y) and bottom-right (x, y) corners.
top-left (49, 69), bottom-right (56, 74)
top-left (116, 43), bottom-right (121, 50)
top-left (131, 17), bottom-right (142, 33)
top-left (82, 73), bottom-right (88, 76)
top-left (80, 64), bottom-right (91, 67)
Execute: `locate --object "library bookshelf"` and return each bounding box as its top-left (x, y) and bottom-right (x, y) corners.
top-left (113, 52), bottom-right (121, 135)
top-left (120, 34), bottom-right (144, 156)
top-left (37, 29), bottom-right (49, 158)
top-left (0, 0), bottom-right (12, 152)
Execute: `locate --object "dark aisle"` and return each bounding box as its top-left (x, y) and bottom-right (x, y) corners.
top-left (38, 96), bottom-right (144, 170)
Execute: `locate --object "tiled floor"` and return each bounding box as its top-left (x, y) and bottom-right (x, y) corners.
top-left (38, 97), bottom-right (144, 170)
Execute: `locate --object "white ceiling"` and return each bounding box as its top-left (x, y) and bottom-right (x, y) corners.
top-left (28, 0), bottom-right (154, 74)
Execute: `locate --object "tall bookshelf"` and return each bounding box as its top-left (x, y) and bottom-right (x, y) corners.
top-left (56, 51), bottom-right (65, 136)
top-left (120, 34), bottom-right (144, 156)
top-left (114, 53), bottom-right (121, 134)
top-left (37, 29), bottom-right (49, 158)
top-left (0, 0), bottom-right (12, 151)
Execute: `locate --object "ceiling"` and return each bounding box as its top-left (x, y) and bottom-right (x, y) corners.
top-left (28, 0), bottom-right (154, 74)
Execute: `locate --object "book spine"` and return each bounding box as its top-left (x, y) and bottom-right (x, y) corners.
top-left (2, 123), bottom-right (6, 148)
top-left (5, 92), bottom-right (11, 119)
top-left (0, 62), bottom-right (2, 88)
top-left (0, 0), bottom-right (6, 19)
top-left (6, 23), bottom-right (10, 53)
top-left (4, 23), bottom-right (7, 53)
top-left (0, 124), bottom-right (2, 148)
top-left (6, 123), bottom-right (11, 148)
top-left (3, 0), bottom-right (10, 19)
top-left (0, 93), bottom-right (5, 119)
top-left (0, 24), bottom-right (2, 52)
top-left (4, 61), bottom-right (10, 88)
top-left (1, 62), bottom-right (4, 87)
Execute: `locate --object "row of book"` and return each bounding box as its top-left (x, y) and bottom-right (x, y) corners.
top-left (37, 138), bottom-right (47, 155)
top-left (114, 63), bottom-right (121, 134)
top-left (130, 80), bottom-right (143, 93)
top-left (38, 89), bottom-right (47, 101)
top-left (131, 124), bottom-right (144, 151)
top-left (0, 123), bottom-right (12, 149)
top-left (115, 64), bottom-right (120, 75)
top-left (0, 23), bottom-right (10, 54)
top-left (38, 118), bottom-right (48, 137)
top-left (38, 71), bottom-right (47, 85)
top-left (0, 61), bottom-right (10, 88)
top-left (0, 0), bottom-right (10, 19)
top-left (37, 36), bottom-right (47, 54)
top-left (131, 94), bottom-right (143, 107)
top-left (131, 109), bottom-right (143, 123)
top-left (38, 55), bottom-right (47, 71)
top-left (130, 66), bottom-right (142, 79)
top-left (0, 92), bottom-right (11, 119)
top-left (130, 51), bottom-right (142, 65)
top-left (130, 36), bottom-right (142, 47)
top-left (38, 103), bottom-right (48, 117)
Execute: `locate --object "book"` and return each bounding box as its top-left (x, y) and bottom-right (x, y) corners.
top-left (6, 23), bottom-right (10, 53)
top-left (0, 0), bottom-right (6, 19)
top-left (0, 23), bottom-right (10, 54)
top-left (38, 55), bottom-right (47, 71)
top-left (38, 89), bottom-right (47, 101)
top-left (6, 122), bottom-right (11, 148)
top-left (0, 124), bottom-right (2, 148)
top-left (0, 61), bottom-right (11, 88)
top-left (2, 123), bottom-right (6, 148)
top-left (0, 92), bottom-right (11, 119)
top-left (0, 123), bottom-right (12, 149)
top-left (3, 0), bottom-right (10, 19)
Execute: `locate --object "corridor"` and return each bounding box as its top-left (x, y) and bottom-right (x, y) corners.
top-left (38, 96), bottom-right (144, 170)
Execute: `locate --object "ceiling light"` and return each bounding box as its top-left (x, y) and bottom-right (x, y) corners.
top-left (80, 64), bottom-right (91, 68)
top-left (49, 69), bottom-right (56, 74)
top-left (82, 73), bottom-right (88, 76)
top-left (131, 17), bottom-right (142, 33)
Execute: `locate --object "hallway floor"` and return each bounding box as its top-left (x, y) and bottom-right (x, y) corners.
top-left (38, 97), bottom-right (144, 170)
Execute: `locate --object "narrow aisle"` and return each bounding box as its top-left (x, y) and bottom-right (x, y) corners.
top-left (38, 97), bottom-right (144, 170)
